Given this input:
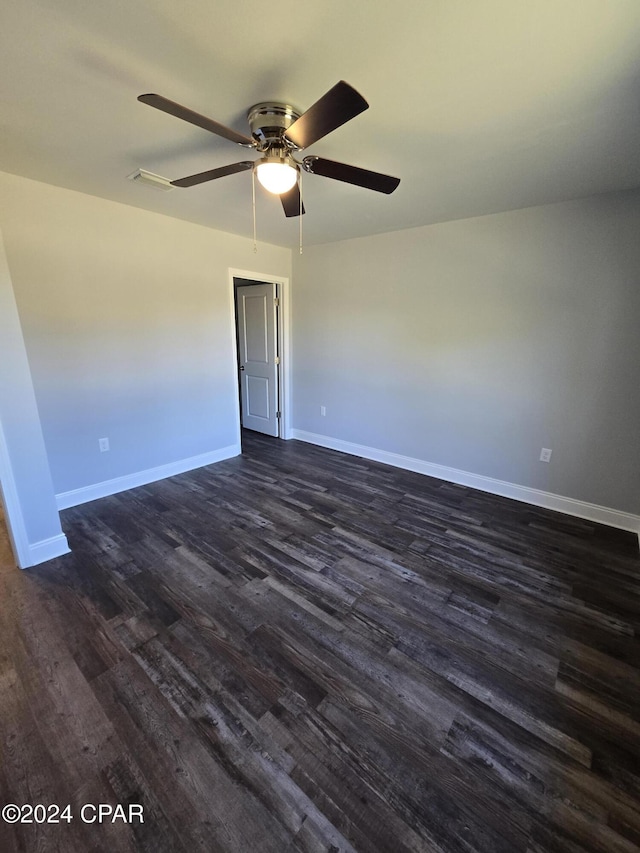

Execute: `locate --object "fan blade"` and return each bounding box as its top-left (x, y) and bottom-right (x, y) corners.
top-left (138, 94), bottom-right (255, 147)
top-left (280, 184), bottom-right (305, 217)
top-left (284, 81), bottom-right (368, 149)
top-left (303, 156), bottom-right (400, 194)
top-left (171, 161), bottom-right (254, 188)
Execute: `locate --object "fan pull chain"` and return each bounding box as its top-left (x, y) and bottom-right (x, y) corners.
top-left (252, 169), bottom-right (257, 253)
top-left (299, 170), bottom-right (303, 255)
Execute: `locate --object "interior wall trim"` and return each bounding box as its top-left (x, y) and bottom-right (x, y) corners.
top-left (26, 533), bottom-right (71, 567)
top-left (0, 418), bottom-right (71, 568)
top-left (0, 417), bottom-right (29, 567)
top-left (292, 429), bottom-right (640, 544)
top-left (56, 444), bottom-right (241, 510)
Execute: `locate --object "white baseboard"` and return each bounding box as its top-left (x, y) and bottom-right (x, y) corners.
top-left (291, 430), bottom-right (640, 541)
top-left (56, 444), bottom-right (241, 510)
top-left (24, 533), bottom-right (71, 568)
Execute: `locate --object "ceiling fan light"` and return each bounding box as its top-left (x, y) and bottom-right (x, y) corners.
top-left (255, 157), bottom-right (298, 194)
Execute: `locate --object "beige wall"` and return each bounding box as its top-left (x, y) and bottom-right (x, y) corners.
top-left (292, 190), bottom-right (640, 515)
top-left (0, 170), bottom-right (291, 496)
top-left (0, 227), bottom-right (66, 563)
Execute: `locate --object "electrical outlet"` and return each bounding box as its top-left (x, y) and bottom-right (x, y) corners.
top-left (320, 406), bottom-right (326, 416)
top-left (99, 437), bottom-right (110, 452)
top-left (539, 448), bottom-right (552, 463)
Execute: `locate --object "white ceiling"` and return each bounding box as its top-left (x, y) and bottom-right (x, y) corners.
top-left (2, 0), bottom-right (640, 247)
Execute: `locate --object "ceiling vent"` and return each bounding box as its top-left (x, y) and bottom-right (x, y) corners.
top-left (127, 168), bottom-right (175, 191)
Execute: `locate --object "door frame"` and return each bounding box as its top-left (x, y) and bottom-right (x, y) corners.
top-left (0, 416), bottom-right (29, 568)
top-left (228, 268), bottom-right (292, 442)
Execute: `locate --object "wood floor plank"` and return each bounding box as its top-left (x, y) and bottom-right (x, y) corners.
top-left (1, 431), bottom-right (639, 851)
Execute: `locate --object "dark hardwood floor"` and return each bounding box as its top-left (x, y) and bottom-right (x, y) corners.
top-left (1, 431), bottom-right (640, 852)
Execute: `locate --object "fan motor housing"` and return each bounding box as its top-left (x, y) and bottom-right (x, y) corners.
top-left (248, 102), bottom-right (301, 150)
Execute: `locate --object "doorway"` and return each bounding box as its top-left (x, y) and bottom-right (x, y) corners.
top-left (231, 271), bottom-right (290, 443)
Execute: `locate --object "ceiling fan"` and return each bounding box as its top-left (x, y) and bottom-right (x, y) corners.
top-left (137, 81), bottom-right (400, 217)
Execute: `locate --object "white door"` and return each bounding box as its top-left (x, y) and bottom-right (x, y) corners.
top-left (235, 281), bottom-right (280, 437)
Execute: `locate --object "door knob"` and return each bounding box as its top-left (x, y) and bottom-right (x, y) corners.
top-left (239, 365), bottom-right (245, 371)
